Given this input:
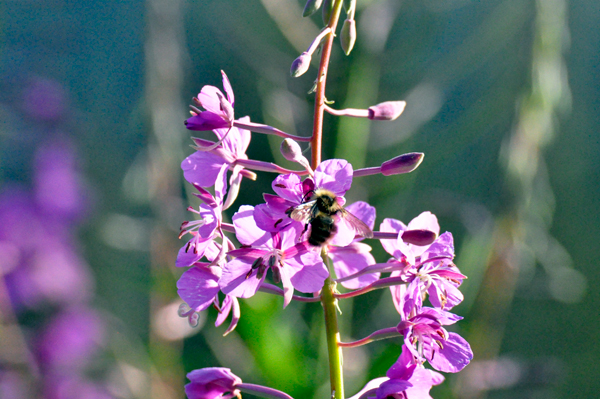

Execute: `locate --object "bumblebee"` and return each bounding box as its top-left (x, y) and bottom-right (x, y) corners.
top-left (287, 189), bottom-right (373, 246)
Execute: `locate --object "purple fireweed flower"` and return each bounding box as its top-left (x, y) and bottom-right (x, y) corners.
top-left (185, 71), bottom-right (235, 131)
top-left (220, 206), bottom-right (328, 307)
top-left (396, 306), bottom-right (472, 373)
top-left (185, 367), bottom-right (242, 399)
top-left (182, 116), bottom-right (252, 189)
top-left (327, 201), bottom-right (379, 289)
top-left (349, 345), bottom-right (444, 399)
top-left (45, 375), bottom-right (114, 399)
top-left (177, 164), bottom-right (228, 267)
top-left (254, 159), bottom-right (357, 246)
top-left (380, 213), bottom-right (466, 312)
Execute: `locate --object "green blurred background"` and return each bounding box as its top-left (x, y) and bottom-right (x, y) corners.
top-left (1, 0), bottom-right (598, 398)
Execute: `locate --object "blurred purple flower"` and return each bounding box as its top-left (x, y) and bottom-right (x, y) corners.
top-left (45, 375), bottom-right (114, 399)
top-left (37, 308), bottom-right (105, 371)
top-left (34, 138), bottom-right (88, 221)
top-left (22, 77), bottom-right (67, 121)
top-left (185, 368), bottom-right (241, 399)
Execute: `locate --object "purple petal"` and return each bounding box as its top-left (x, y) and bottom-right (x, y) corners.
top-left (223, 116), bottom-right (250, 157)
top-left (314, 159), bottom-right (353, 195)
top-left (329, 243), bottom-right (378, 289)
top-left (221, 71), bottom-right (235, 107)
top-left (272, 173), bottom-right (305, 203)
top-left (376, 380), bottom-right (412, 399)
top-left (278, 264), bottom-right (295, 308)
top-left (422, 232), bottom-right (454, 261)
top-left (285, 252), bottom-right (329, 293)
top-left (402, 367), bottom-right (444, 399)
top-left (253, 203), bottom-right (287, 232)
top-left (220, 256), bottom-right (264, 299)
top-left (386, 345), bottom-right (417, 380)
top-left (279, 223), bottom-right (304, 250)
top-left (185, 112), bottom-right (230, 131)
top-left (427, 332), bottom-right (473, 373)
top-left (177, 267), bottom-right (220, 311)
top-left (348, 378), bottom-right (388, 399)
top-left (346, 201), bottom-right (376, 230)
top-left (176, 237), bottom-right (213, 267)
top-left (182, 151), bottom-right (226, 187)
top-left (328, 215), bottom-right (356, 247)
top-left (214, 164), bottom-right (229, 205)
top-left (197, 85), bottom-right (225, 114)
top-left (185, 367), bottom-right (241, 399)
top-left (232, 205), bottom-right (272, 247)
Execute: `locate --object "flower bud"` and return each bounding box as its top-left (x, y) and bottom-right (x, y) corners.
top-left (368, 101), bottom-right (406, 121)
top-left (290, 52), bottom-right (312, 78)
top-left (340, 19), bottom-right (356, 56)
top-left (280, 138), bottom-right (304, 162)
top-left (380, 152), bottom-right (424, 176)
top-left (401, 229), bottom-right (437, 246)
top-left (322, 0), bottom-right (333, 25)
top-left (303, 0), bottom-right (324, 17)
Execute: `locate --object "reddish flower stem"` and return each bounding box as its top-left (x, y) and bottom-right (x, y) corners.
top-left (311, 1), bottom-right (344, 168)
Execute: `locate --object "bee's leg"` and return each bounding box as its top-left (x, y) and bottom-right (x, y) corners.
top-left (301, 222), bottom-right (309, 236)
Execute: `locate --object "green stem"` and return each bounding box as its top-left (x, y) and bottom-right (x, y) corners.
top-left (321, 270), bottom-right (344, 399)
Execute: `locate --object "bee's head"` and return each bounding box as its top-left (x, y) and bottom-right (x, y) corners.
top-left (313, 189), bottom-right (338, 206)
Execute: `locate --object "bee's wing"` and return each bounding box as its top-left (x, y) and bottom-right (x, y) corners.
top-left (289, 201), bottom-right (316, 223)
top-left (340, 209), bottom-right (374, 239)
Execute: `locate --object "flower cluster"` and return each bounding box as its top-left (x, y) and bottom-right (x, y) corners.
top-left (176, 71), bottom-right (472, 399)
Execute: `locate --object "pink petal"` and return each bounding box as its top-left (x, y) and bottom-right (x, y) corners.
top-left (407, 211), bottom-right (440, 236)
top-left (232, 205), bottom-right (272, 247)
top-left (221, 71), bottom-right (235, 107)
top-left (177, 267), bottom-right (220, 311)
top-left (220, 256), bottom-right (263, 298)
top-left (314, 159), bottom-right (353, 195)
top-left (197, 85), bottom-right (225, 114)
top-left (182, 151), bottom-right (226, 187)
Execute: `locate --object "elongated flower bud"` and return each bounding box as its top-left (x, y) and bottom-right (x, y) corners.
top-left (291, 52), bottom-right (312, 78)
top-left (368, 101), bottom-right (406, 121)
top-left (280, 138), bottom-right (313, 175)
top-left (381, 152), bottom-right (424, 176)
top-left (303, 0), bottom-right (324, 17)
top-left (340, 19), bottom-right (357, 56)
top-left (322, 0), bottom-right (333, 24)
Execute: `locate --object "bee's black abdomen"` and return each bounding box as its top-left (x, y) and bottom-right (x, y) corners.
top-left (308, 214), bottom-right (337, 246)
